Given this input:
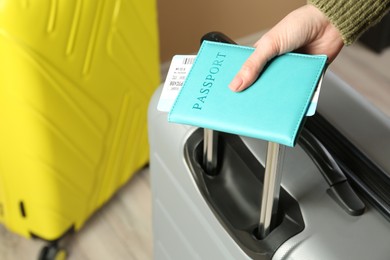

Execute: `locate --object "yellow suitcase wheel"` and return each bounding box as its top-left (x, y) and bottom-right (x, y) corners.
top-left (38, 244), bottom-right (67, 260)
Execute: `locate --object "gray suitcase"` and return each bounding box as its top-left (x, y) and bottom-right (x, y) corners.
top-left (148, 49), bottom-right (390, 259)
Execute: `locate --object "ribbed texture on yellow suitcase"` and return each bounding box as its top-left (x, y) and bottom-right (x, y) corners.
top-left (0, 0), bottom-right (160, 240)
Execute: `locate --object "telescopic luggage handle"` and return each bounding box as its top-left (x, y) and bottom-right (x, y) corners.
top-left (258, 142), bottom-right (285, 239)
top-left (199, 31), bottom-right (365, 240)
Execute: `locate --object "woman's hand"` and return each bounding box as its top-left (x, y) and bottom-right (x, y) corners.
top-left (229, 4), bottom-right (344, 92)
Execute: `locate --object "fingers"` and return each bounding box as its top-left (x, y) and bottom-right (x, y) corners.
top-left (229, 35), bottom-right (279, 92)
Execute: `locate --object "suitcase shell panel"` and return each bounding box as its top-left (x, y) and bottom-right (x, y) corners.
top-left (0, 0), bottom-right (160, 240)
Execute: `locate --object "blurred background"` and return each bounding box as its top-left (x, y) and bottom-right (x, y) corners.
top-left (157, 0), bottom-right (305, 62)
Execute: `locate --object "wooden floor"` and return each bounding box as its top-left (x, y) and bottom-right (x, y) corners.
top-left (1, 34), bottom-right (389, 260)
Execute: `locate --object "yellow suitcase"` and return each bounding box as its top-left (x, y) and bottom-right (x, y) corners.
top-left (0, 0), bottom-right (159, 257)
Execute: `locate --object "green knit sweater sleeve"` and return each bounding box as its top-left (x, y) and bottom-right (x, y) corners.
top-left (308, 0), bottom-right (390, 45)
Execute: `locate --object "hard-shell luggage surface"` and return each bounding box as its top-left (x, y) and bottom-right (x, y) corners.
top-left (148, 36), bottom-right (390, 259)
top-left (0, 0), bottom-right (159, 257)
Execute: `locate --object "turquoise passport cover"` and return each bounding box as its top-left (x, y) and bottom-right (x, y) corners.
top-left (168, 40), bottom-right (327, 147)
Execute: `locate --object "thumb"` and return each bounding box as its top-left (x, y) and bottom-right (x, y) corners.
top-left (229, 35), bottom-right (280, 92)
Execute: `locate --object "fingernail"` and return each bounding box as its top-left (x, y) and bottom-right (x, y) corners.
top-left (229, 76), bottom-right (243, 91)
